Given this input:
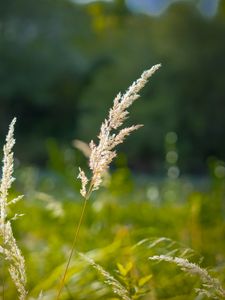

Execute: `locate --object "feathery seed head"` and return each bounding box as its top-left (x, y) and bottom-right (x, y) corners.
top-left (0, 118), bottom-right (27, 300)
top-left (77, 168), bottom-right (89, 198)
top-left (0, 118), bottom-right (17, 215)
top-left (79, 252), bottom-right (131, 300)
top-left (73, 139), bottom-right (91, 158)
top-left (78, 64), bottom-right (161, 197)
top-left (149, 255), bottom-right (225, 299)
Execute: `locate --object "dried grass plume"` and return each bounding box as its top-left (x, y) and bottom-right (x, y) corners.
top-left (0, 118), bottom-right (27, 300)
top-left (150, 255), bottom-right (225, 299)
top-left (78, 64), bottom-right (161, 198)
top-left (79, 252), bottom-right (131, 300)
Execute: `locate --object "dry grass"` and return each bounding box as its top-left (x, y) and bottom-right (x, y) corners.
top-left (57, 64), bottom-right (161, 299)
top-left (0, 118), bottom-right (27, 300)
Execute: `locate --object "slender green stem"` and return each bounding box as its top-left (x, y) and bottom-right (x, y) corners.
top-left (56, 197), bottom-right (88, 300)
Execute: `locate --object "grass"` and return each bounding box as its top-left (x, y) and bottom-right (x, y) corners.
top-left (2, 163), bottom-right (224, 299)
top-left (1, 66), bottom-right (225, 299)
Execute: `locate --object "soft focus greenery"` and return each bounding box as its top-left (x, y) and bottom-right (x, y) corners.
top-left (1, 0), bottom-right (225, 172)
top-left (0, 145), bottom-right (224, 299)
top-left (1, 1), bottom-right (225, 299)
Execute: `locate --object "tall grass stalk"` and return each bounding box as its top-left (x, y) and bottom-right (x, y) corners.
top-left (0, 118), bottom-right (27, 300)
top-left (56, 64), bottom-right (161, 299)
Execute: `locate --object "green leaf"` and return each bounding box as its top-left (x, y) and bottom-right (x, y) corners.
top-left (138, 274), bottom-right (152, 287)
top-left (117, 261), bottom-right (133, 277)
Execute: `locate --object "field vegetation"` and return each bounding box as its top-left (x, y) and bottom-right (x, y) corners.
top-left (1, 67), bottom-right (225, 300)
top-left (1, 1), bottom-right (225, 299)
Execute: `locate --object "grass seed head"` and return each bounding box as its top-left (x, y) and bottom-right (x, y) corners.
top-left (78, 64), bottom-right (161, 198)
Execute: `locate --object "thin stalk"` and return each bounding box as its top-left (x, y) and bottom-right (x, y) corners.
top-left (56, 66), bottom-right (160, 299)
top-left (56, 196), bottom-right (88, 300)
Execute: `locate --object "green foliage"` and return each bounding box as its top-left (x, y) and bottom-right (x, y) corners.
top-left (1, 2), bottom-right (225, 298)
top-left (2, 162), bottom-right (224, 299)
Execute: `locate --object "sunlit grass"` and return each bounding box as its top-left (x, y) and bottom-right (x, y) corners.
top-left (5, 163), bottom-right (224, 299)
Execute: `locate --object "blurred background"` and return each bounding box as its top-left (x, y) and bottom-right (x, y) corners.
top-left (1, 0), bottom-right (225, 175)
top-left (1, 1), bottom-right (225, 299)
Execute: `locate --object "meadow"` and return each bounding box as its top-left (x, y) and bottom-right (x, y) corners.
top-left (4, 147), bottom-right (225, 300)
top-left (1, 67), bottom-right (225, 300)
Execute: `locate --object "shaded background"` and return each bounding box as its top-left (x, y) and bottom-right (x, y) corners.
top-left (1, 2), bottom-right (225, 299)
top-left (1, 0), bottom-right (225, 174)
